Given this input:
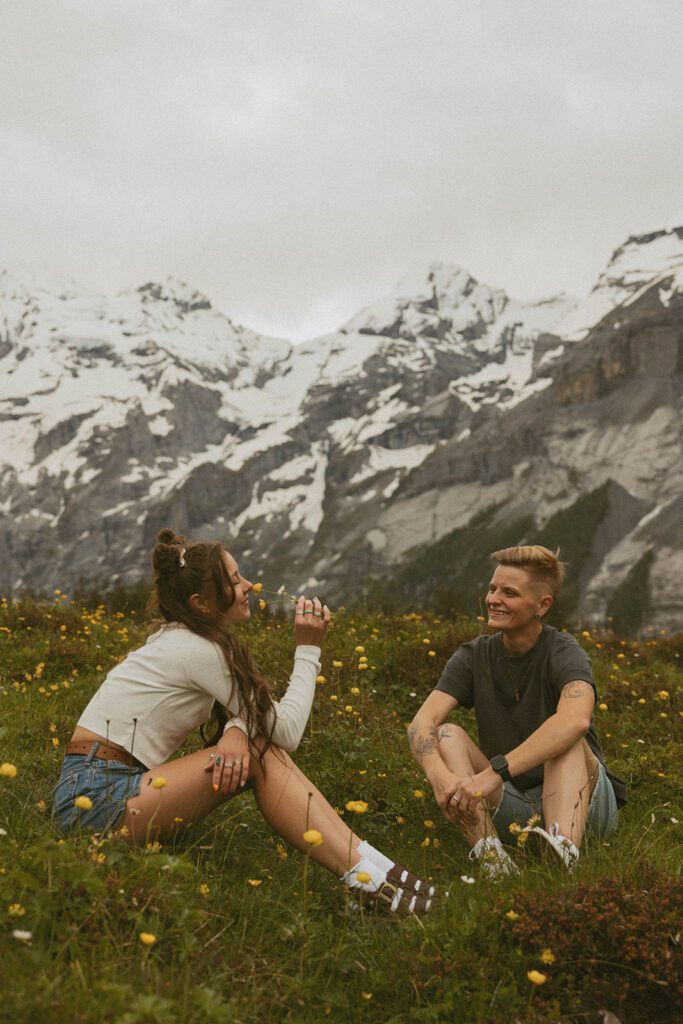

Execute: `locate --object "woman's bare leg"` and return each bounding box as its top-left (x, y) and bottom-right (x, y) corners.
top-left (121, 743), bottom-right (362, 875)
top-left (250, 747), bottom-right (362, 876)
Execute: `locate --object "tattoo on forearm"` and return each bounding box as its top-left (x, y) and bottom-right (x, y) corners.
top-left (415, 735), bottom-right (437, 758)
top-left (408, 724), bottom-right (439, 761)
top-left (561, 681), bottom-right (590, 700)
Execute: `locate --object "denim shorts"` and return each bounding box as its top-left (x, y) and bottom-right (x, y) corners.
top-left (492, 759), bottom-right (618, 842)
top-left (52, 745), bottom-right (146, 834)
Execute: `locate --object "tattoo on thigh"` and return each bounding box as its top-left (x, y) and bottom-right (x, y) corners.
top-left (437, 725), bottom-right (453, 740)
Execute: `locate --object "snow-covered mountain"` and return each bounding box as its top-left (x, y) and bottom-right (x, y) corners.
top-left (2, 226), bottom-right (683, 632)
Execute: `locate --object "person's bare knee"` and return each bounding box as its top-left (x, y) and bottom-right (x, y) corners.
top-left (436, 722), bottom-right (467, 748)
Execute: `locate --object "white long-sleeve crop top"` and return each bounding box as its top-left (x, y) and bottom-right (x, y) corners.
top-left (77, 622), bottom-right (321, 768)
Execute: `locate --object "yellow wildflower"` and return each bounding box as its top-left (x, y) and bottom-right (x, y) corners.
top-left (258, 599), bottom-right (267, 610)
top-left (316, 675), bottom-right (326, 684)
top-left (350, 686), bottom-right (360, 695)
top-left (252, 582), bottom-right (263, 595)
top-left (505, 910), bottom-right (519, 921)
top-left (199, 884), bottom-right (210, 897)
top-left (527, 970), bottom-right (547, 985)
top-left (151, 777), bottom-right (167, 789)
top-left (8, 904), bottom-right (26, 916)
top-left (355, 871), bottom-right (371, 884)
top-left (540, 949), bottom-right (556, 964)
top-left (74, 795), bottom-right (93, 810)
top-left (0, 763), bottom-right (17, 778)
top-left (413, 789), bottom-right (424, 799)
top-left (276, 843), bottom-right (288, 860)
top-left (361, 993), bottom-right (373, 1001)
top-left (598, 703), bottom-right (608, 711)
top-left (420, 837), bottom-right (430, 848)
top-left (423, 819), bottom-right (436, 829)
top-left (428, 650), bottom-right (436, 657)
top-left (354, 646), bottom-right (365, 654)
top-left (345, 800), bottom-right (368, 814)
top-left (302, 829), bottom-right (324, 846)
top-left (139, 932), bottom-right (157, 946)
top-left (247, 879), bottom-right (263, 887)
top-left (657, 690), bottom-right (669, 700)
top-left (332, 660), bottom-right (343, 668)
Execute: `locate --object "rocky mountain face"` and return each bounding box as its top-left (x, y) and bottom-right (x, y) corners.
top-left (2, 227), bottom-right (682, 633)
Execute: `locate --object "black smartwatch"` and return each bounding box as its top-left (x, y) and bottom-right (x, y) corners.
top-left (490, 754), bottom-right (512, 783)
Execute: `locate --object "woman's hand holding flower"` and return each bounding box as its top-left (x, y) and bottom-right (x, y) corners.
top-left (293, 595), bottom-right (331, 647)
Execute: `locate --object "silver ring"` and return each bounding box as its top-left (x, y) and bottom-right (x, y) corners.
top-left (451, 795), bottom-right (460, 804)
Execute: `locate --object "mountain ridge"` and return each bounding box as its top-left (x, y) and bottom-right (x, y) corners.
top-left (2, 226), bottom-right (682, 633)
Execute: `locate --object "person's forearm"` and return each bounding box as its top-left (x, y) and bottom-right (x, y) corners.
top-left (407, 715), bottom-right (452, 787)
top-left (503, 711), bottom-right (589, 781)
top-left (267, 644), bottom-right (321, 751)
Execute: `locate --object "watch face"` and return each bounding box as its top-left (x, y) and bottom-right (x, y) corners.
top-left (491, 755), bottom-right (510, 778)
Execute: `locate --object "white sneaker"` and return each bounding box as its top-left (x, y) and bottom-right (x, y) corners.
top-left (469, 837), bottom-right (519, 881)
top-left (520, 823), bottom-right (579, 869)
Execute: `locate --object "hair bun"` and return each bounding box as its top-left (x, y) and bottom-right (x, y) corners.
top-left (152, 528), bottom-right (187, 577)
top-left (157, 527), bottom-right (182, 546)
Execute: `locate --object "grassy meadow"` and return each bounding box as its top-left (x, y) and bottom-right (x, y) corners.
top-left (0, 594), bottom-right (681, 1023)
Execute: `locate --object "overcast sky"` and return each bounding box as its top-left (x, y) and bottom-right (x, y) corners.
top-left (2, 0), bottom-right (682, 341)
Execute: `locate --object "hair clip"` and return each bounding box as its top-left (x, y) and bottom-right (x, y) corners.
top-left (179, 547), bottom-right (186, 568)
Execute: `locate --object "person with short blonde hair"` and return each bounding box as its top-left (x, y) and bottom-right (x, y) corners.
top-left (408, 545), bottom-right (625, 878)
top-left (490, 545), bottom-right (566, 595)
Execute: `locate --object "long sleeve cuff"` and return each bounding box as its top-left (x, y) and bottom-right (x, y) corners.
top-left (223, 716), bottom-right (248, 735)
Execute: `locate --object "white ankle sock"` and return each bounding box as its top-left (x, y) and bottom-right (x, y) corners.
top-left (356, 840), bottom-right (394, 873)
top-left (341, 855), bottom-right (386, 892)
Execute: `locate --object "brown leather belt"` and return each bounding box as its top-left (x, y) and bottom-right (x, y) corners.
top-left (65, 740), bottom-right (146, 770)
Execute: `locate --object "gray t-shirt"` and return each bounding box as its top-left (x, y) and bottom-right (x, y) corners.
top-left (434, 625), bottom-right (626, 804)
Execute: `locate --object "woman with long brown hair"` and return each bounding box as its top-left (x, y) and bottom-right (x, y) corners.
top-left (52, 529), bottom-right (435, 914)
